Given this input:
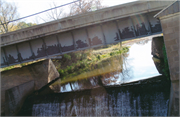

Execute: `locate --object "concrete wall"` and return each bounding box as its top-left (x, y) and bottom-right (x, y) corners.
top-left (1, 59), bottom-right (60, 115)
top-left (5, 80), bottom-right (34, 116)
top-left (159, 12), bottom-right (179, 116)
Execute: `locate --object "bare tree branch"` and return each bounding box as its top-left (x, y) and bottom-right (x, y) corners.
top-left (69, 0), bottom-right (105, 16)
top-left (0, 0), bottom-right (19, 34)
top-left (39, 1), bottom-right (65, 22)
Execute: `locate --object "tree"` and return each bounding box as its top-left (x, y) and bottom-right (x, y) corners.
top-left (37, 2), bottom-right (65, 22)
top-left (47, 2), bottom-right (65, 20)
top-left (0, 0), bottom-right (19, 34)
top-left (36, 0), bottom-right (105, 23)
top-left (69, 0), bottom-right (105, 16)
top-left (11, 22), bottom-right (37, 31)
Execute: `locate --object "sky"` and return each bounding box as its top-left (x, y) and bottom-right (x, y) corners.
top-left (6, 0), bottom-right (137, 23)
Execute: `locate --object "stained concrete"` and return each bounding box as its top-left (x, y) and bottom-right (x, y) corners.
top-left (1, 59), bottom-right (60, 115)
top-left (5, 80), bottom-right (34, 116)
top-left (155, 1), bottom-right (179, 116)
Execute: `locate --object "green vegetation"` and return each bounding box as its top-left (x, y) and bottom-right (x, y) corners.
top-left (15, 22), bottom-right (37, 30)
top-left (55, 44), bottom-right (129, 81)
top-left (1, 65), bottom-right (15, 71)
top-left (63, 54), bottom-right (71, 60)
top-left (0, 59), bottom-right (45, 72)
top-left (1, 43), bottom-right (129, 77)
top-left (162, 44), bottom-right (170, 80)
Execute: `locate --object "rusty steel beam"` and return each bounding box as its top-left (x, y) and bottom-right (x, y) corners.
top-left (15, 44), bottom-right (22, 63)
top-left (56, 35), bottom-right (62, 54)
top-left (71, 32), bottom-right (76, 50)
top-left (85, 28), bottom-right (91, 47)
top-left (42, 38), bottom-right (48, 57)
top-left (100, 24), bottom-right (107, 45)
top-left (145, 14), bottom-right (152, 35)
top-left (2, 47), bottom-right (9, 66)
top-left (84, 28), bottom-right (91, 48)
top-left (129, 17), bottom-right (137, 38)
top-left (114, 20), bottom-right (123, 48)
top-left (114, 20), bottom-right (122, 42)
top-left (28, 41), bottom-right (35, 60)
top-left (0, 10), bottom-right (163, 68)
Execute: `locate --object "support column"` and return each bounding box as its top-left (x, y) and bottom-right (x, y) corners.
top-left (1, 59), bottom-right (60, 116)
top-left (154, 2), bottom-right (179, 115)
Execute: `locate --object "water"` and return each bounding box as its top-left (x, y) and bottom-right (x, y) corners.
top-left (60, 37), bottom-right (160, 92)
top-left (18, 35), bottom-right (171, 116)
top-left (19, 80), bottom-right (170, 116)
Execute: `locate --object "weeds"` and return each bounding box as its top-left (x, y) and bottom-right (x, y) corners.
top-left (58, 45), bottom-right (130, 80)
top-left (64, 54), bottom-right (71, 60)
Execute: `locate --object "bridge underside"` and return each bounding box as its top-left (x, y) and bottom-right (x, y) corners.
top-left (1, 10), bottom-right (162, 68)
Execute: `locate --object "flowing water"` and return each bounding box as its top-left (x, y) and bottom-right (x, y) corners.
top-left (18, 35), bottom-right (171, 116)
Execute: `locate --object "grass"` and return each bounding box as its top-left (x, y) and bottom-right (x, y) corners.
top-left (1, 34), bottom-right (162, 72)
top-left (54, 43), bottom-right (129, 83)
top-left (0, 38), bottom-right (134, 73)
top-left (1, 42), bottom-right (128, 73)
top-left (0, 59), bottom-right (45, 72)
top-left (53, 54), bottom-right (124, 85)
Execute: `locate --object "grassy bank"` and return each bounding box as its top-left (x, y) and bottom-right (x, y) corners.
top-left (53, 43), bottom-right (129, 82)
top-left (53, 56), bottom-right (123, 85)
top-left (1, 35), bottom-right (161, 72)
top-left (1, 38), bottom-right (138, 72)
top-left (0, 59), bottom-right (45, 72)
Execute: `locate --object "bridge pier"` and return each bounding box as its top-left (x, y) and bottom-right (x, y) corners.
top-left (1, 59), bottom-right (60, 116)
top-left (155, 1), bottom-right (179, 116)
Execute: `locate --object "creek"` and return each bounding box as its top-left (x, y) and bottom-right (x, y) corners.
top-left (18, 36), bottom-right (170, 116)
top-left (60, 37), bottom-right (161, 92)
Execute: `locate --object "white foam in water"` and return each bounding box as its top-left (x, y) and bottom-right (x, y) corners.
top-left (32, 103), bottom-right (60, 116)
top-left (29, 36), bottom-right (169, 116)
top-left (31, 86), bottom-right (169, 116)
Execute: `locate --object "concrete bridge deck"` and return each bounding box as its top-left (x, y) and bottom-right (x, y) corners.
top-left (0, 1), bottom-right (174, 67)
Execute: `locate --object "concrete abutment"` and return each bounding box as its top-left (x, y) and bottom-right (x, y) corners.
top-left (155, 1), bottom-right (179, 115)
top-left (1, 59), bottom-right (60, 116)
